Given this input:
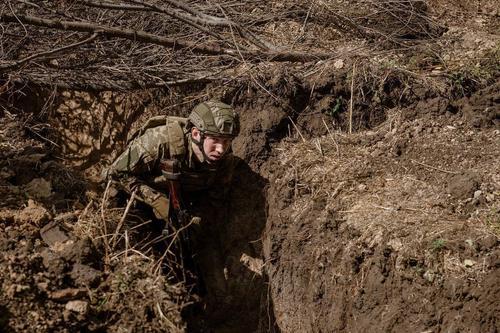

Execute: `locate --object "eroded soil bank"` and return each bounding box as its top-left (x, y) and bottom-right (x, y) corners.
top-left (263, 83), bottom-right (499, 332)
top-left (1, 85), bottom-right (499, 332)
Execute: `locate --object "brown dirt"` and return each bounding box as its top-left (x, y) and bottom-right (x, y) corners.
top-left (1, 1), bottom-right (499, 332)
top-left (263, 82), bottom-right (500, 332)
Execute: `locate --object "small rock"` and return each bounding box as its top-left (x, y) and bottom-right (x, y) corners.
top-left (473, 190), bottom-right (482, 199)
top-left (40, 221), bottom-right (69, 246)
top-left (423, 270), bottom-right (435, 282)
top-left (465, 239), bottom-right (474, 248)
top-left (65, 300), bottom-right (88, 315)
top-left (333, 59), bottom-right (344, 69)
top-left (464, 259), bottom-right (475, 268)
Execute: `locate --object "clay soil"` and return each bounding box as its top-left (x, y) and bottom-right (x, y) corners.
top-left (264, 83), bottom-right (500, 332)
top-left (1, 1), bottom-right (500, 333)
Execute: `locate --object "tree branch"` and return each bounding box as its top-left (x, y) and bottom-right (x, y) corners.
top-left (8, 73), bottom-right (215, 91)
top-left (79, 0), bottom-right (148, 11)
top-left (128, 0), bottom-right (271, 51)
top-left (1, 14), bottom-right (333, 62)
top-left (0, 32), bottom-right (99, 72)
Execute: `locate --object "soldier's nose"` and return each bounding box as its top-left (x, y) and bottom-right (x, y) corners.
top-left (215, 144), bottom-right (225, 154)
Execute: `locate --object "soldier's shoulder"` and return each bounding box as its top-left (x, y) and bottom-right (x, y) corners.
top-left (129, 115), bottom-right (187, 142)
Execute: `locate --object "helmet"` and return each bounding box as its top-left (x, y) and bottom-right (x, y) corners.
top-left (188, 100), bottom-right (239, 137)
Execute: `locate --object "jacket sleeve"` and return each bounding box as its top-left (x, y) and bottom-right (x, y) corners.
top-left (103, 126), bottom-right (170, 208)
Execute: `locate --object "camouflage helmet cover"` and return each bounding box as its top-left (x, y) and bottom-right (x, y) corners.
top-left (188, 100), bottom-right (240, 137)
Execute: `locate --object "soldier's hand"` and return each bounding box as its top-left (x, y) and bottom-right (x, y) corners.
top-left (151, 195), bottom-right (169, 220)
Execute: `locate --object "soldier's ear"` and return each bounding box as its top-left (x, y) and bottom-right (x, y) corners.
top-left (191, 127), bottom-right (201, 141)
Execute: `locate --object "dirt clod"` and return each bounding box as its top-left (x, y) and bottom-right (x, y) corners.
top-left (18, 200), bottom-right (51, 226)
top-left (65, 300), bottom-right (89, 315)
top-left (70, 263), bottom-right (102, 287)
top-left (447, 171), bottom-right (481, 200)
top-left (50, 288), bottom-right (87, 302)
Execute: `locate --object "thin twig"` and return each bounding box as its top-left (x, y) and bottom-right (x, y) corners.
top-left (321, 117), bottom-right (340, 156)
top-left (410, 159), bottom-right (459, 174)
top-left (349, 63), bottom-right (356, 134)
top-left (153, 217), bottom-right (197, 275)
top-left (156, 302), bottom-right (180, 332)
top-left (100, 180), bottom-right (112, 269)
top-left (288, 116), bottom-right (306, 143)
top-left (0, 32), bottom-right (98, 70)
top-left (110, 190), bottom-right (136, 248)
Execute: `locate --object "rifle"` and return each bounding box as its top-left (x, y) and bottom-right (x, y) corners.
top-left (159, 159), bottom-right (200, 234)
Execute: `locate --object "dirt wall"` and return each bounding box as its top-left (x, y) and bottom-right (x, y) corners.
top-left (263, 84), bottom-right (499, 332)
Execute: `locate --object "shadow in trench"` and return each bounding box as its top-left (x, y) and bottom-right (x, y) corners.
top-left (0, 305), bottom-right (13, 332)
top-left (182, 158), bottom-right (279, 333)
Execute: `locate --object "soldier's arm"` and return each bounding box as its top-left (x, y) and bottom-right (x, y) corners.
top-left (104, 126), bottom-right (170, 177)
top-left (103, 127), bottom-right (171, 219)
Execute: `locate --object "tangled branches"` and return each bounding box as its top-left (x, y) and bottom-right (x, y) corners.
top-left (0, 0), bottom-right (444, 91)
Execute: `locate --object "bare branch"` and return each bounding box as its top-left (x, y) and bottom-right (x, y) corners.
top-left (0, 32), bottom-right (98, 71)
top-left (124, 0), bottom-right (241, 49)
top-left (128, 0), bottom-right (272, 50)
top-left (1, 13), bottom-right (333, 62)
top-left (80, 0), bottom-right (148, 11)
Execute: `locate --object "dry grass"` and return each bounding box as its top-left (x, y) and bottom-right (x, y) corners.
top-left (73, 189), bottom-right (193, 331)
top-left (275, 107), bottom-right (499, 281)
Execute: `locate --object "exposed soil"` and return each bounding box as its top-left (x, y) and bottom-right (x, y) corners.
top-left (1, 1), bottom-right (499, 332)
top-left (263, 82), bottom-right (500, 332)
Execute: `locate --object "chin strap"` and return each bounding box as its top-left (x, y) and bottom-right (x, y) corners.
top-left (191, 132), bottom-right (211, 163)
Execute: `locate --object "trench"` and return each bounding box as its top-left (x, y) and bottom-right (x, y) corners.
top-left (7, 76), bottom-right (400, 332)
top-left (7, 66), bottom-right (497, 332)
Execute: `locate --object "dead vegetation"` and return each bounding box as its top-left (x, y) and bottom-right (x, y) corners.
top-left (0, 0), bottom-right (499, 332)
top-left (1, 0), bottom-right (450, 91)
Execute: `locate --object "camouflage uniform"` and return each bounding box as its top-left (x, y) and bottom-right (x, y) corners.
top-left (103, 101), bottom-right (241, 318)
top-left (102, 101), bottom-right (239, 222)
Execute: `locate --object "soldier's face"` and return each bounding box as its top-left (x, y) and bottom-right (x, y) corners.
top-left (203, 136), bottom-right (232, 162)
top-left (191, 128), bottom-right (232, 163)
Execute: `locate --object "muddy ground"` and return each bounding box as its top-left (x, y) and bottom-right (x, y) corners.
top-left (1, 1), bottom-right (500, 333)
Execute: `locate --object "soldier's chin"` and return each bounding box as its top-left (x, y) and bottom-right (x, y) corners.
top-left (206, 155), bottom-right (222, 164)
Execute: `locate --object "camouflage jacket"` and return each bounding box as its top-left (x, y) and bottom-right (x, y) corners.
top-left (103, 116), bottom-right (239, 216)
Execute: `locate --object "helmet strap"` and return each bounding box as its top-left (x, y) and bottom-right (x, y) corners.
top-left (192, 132), bottom-right (212, 164)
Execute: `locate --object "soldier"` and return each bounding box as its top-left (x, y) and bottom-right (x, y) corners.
top-left (103, 99), bottom-right (240, 225)
top-left (102, 100), bottom-right (241, 322)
